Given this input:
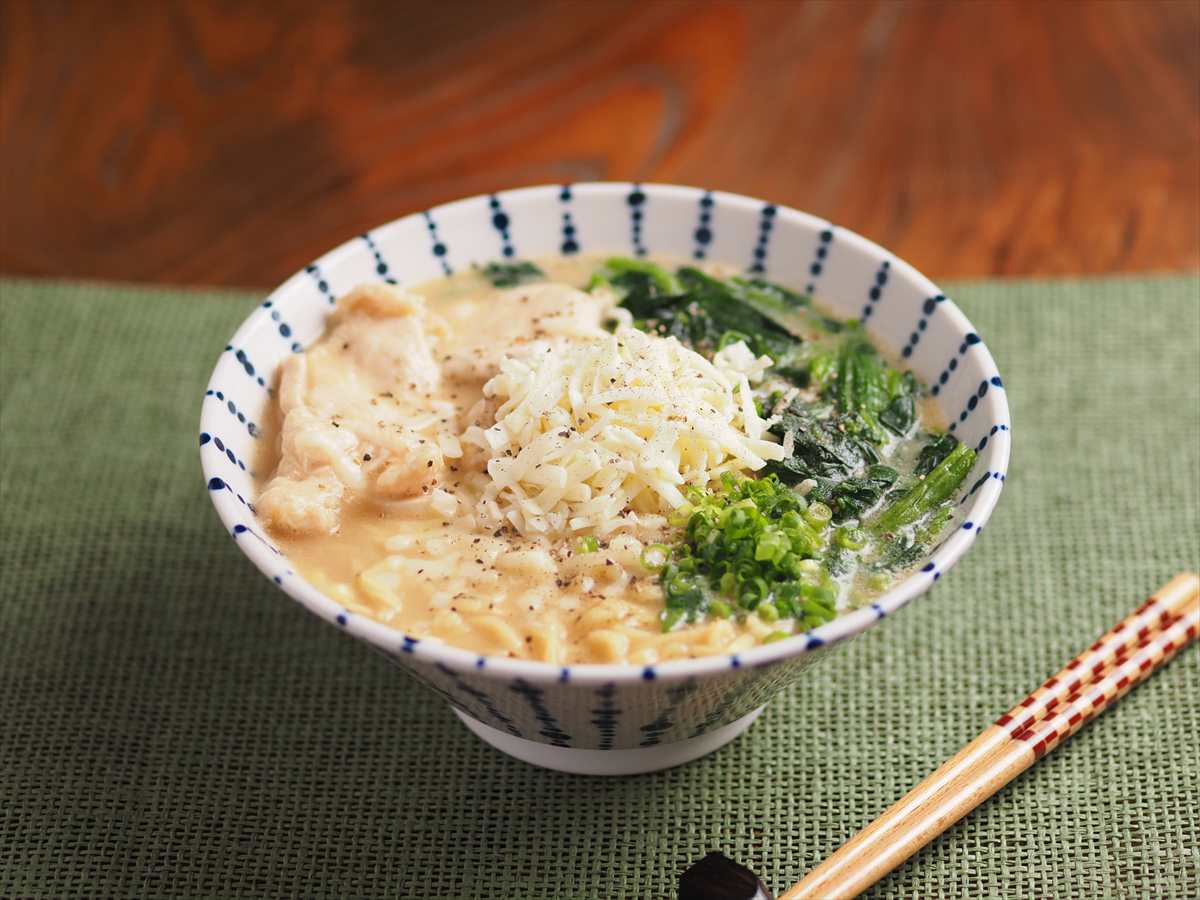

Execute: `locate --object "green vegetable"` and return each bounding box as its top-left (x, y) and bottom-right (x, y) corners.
top-left (914, 433), bottom-right (960, 476)
top-left (835, 526), bottom-right (867, 550)
top-left (875, 535), bottom-right (925, 571)
top-left (806, 464), bottom-right (899, 521)
top-left (577, 535), bottom-right (600, 554)
top-left (481, 260), bottom-right (545, 287)
top-left (600, 258), bottom-right (802, 359)
top-left (827, 332), bottom-right (918, 440)
top-left (591, 260), bottom-right (979, 615)
top-left (708, 599), bottom-right (732, 619)
top-left (916, 502), bottom-right (954, 544)
top-left (803, 502), bottom-right (833, 530)
top-left (762, 630), bottom-right (790, 644)
top-left (656, 474), bottom-right (839, 630)
top-left (765, 399), bottom-right (879, 482)
top-left (874, 442), bottom-right (976, 533)
top-left (641, 543), bottom-right (671, 572)
top-left (603, 257), bottom-right (683, 295)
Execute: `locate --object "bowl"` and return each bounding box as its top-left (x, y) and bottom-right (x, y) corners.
top-left (200, 183), bottom-right (1010, 775)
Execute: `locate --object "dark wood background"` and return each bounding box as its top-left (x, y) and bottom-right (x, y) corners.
top-left (2, 0), bottom-right (1197, 289)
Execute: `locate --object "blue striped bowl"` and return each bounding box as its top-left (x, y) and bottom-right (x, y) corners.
top-left (200, 183), bottom-right (1010, 774)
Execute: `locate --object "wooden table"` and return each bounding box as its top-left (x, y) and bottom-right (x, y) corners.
top-left (2, 0), bottom-right (1197, 288)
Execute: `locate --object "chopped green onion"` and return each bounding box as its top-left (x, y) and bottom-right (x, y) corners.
top-left (762, 630), bottom-right (790, 644)
top-left (796, 558), bottom-right (824, 582)
top-left (708, 599), bottom-right (732, 619)
top-left (645, 473), bottom-right (837, 628)
top-left (577, 535), bottom-right (600, 554)
top-left (641, 544), bottom-right (671, 572)
top-left (867, 572), bottom-right (892, 591)
top-left (803, 501), bottom-right (833, 531)
top-left (834, 526), bottom-right (867, 550)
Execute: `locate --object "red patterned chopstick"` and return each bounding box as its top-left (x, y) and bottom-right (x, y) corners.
top-left (1018, 608), bottom-right (1199, 757)
top-left (781, 572), bottom-right (1200, 900)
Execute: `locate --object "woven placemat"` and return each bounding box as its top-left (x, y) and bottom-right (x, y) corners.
top-left (2, 274), bottom-right (1198, 899)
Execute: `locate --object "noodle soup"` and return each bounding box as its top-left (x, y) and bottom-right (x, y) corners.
top-left (257, 256), bottom-right (973, 665)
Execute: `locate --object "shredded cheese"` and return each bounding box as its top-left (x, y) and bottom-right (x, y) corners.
top-left (465, 327), bottom-right (783, 537)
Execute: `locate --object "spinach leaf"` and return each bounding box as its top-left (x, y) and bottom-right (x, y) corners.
top-left (482, 260), bottom-right (545, 288)
top-left (826, 332), bottom-right (918, 441)
top-left (874, 442), bottom-right (976, 533)
top-left (807, 464), bottom-right (899, 522)
top-left (766, 401), bottom-right (879, 483)
top-left (874, 534), bottom-right (925, 571)
top-left (914, 433), bottom-right (960, 476)
top-left (878, 372), bottom-right (917, 435)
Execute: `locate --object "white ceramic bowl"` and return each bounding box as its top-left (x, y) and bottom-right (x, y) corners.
top-left (200, 183), bottom-right (1010, 774)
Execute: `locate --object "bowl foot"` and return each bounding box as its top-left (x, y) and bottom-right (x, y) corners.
top-left (453, 705), bottom-right (765, 775)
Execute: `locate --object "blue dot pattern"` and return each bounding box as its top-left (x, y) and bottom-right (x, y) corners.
top-left (960, 466), bottom-right (1007, 505)
top-left (435, 663), bottom-right (523, 737)
top-left (205, 472), bottom-right (252, 508)
top-left (488, 194), bottom-right (515, 259)
top-left (226, 345), bottom-right (268, 389)
top-left (200, 432), bottom-right (248, 472)
top-left (748, 203), bottom-right (776, 273)
top-left (591, 682), bottom-right (620, 750)
top-left (638, 679), bottom-right (698, 746)
top-left (262, 299), bottom-right (302, 352)
top-left (229, 521), bottom-right (278, 554)
top-left (692, 191), bottom-right (715, 261)
top-left (860, 260), bottom-right (891, 321)
top-left (558, 185), bottom-right (579, 255)
top-left (627, 185), bottom-right (647, 257)
top-left (931, 332), bottom-right (982, 396)
top-left (805, 228), bottom-right (834, 294)
top-left (360, 232), bottom-right (398, 284)
top-left (948, 377), bottom-right (1004, 433)
top-left (509, 679), bottom-right (572, 747)
top-left (422, 210), bottom-right (452, 275)
top-left (901, 294), bottom-right (946, 359)
top-left (304, 263), bottom-right (335, 305)
top-left (204, 390), bottom-right (259, 438)
top-left (971, 422), bottom-right (1011, 454)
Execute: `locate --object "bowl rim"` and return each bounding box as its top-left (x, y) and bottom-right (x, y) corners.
top-left (200, 181), bottom-right (1011, 685)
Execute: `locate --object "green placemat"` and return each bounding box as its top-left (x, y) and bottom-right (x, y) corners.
top-left (2, 274), bottom-right (1198, 899)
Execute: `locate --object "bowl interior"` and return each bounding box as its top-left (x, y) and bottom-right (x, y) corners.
top-left (200, 183), bottom-right (1010, 682)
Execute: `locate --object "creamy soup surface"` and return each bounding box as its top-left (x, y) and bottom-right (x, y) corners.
top-left (256, 255), bottom-right (959, 665)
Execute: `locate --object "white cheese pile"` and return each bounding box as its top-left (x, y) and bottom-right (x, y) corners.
top-left (465, 326), bottom-right (784, 537)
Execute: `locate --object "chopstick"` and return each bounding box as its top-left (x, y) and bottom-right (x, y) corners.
top-left (779, 572), bottom-right (1200, 900)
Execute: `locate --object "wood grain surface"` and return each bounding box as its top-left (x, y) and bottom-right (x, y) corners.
top-left (1, 0), bottom-right (1197, 289)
